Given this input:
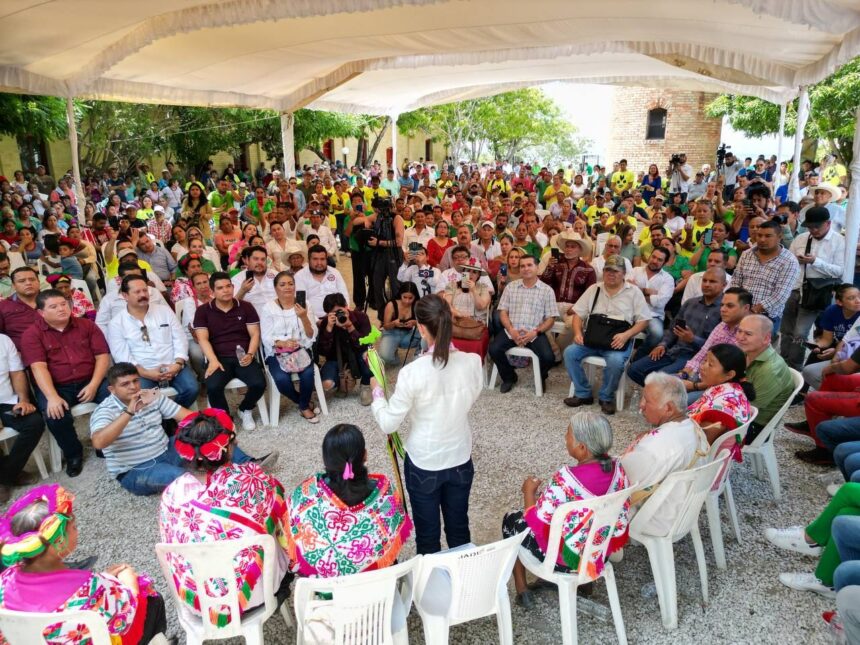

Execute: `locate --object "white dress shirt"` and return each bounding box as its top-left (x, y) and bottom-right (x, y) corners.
top-left (626, 267), bottom-right (675, 319)
top-left (788, 228), bottom-right (845, 291)
top-left (371, 350), bottom-right (483, 471)
top-left (107, 302), bottom-right (188, 369)
top-left (232, 271), bottom-right (276, 317)
top-left (293, 266), bottom-right (350, 319)
top-left (0, 334), bottom-right (23, 405)
top-left (681, 271), bottom-right (732, 303)
top-left (402, 226), bottom-right (434, 253)
top-left (298, 223), bottom-right (337, 257)
top-left (259, 300), bottom-right (316, 360)
top-left (621, 418), bottom-right (708, 536)
top-left (96, 288), bottom-right (168, 336)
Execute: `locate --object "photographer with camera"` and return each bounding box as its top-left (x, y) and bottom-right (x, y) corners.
top-left (667, 153), bottom-right (692, 202)
top-left (398, 243), bottom-right (442, 297)
top-left (315, 292), bottom-right (373, 405)
top-left (366, 196), bottom-right (405, 312)
top-left (718, 148), bottom-right (742, 201)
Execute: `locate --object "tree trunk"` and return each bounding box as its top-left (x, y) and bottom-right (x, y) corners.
top-left (308, 147), bottom-right (327, 162)
top-left (364, 118), bottom-right (390, 165)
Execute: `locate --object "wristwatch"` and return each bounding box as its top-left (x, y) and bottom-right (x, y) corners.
top-left (122, 408), bottom-right (135, 417)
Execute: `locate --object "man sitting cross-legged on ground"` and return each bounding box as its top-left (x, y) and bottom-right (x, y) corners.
top-left (488, 254), bottom-right (558, 394)
top-left (90, 362), bottom-right (276, 496)
top-left (627, 267), bottom-right (725, 387)
top-left (564, 255), bottom-right (650, 415)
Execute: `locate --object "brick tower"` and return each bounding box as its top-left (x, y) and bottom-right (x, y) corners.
top-left (605, 87), bottom-right (723, 177)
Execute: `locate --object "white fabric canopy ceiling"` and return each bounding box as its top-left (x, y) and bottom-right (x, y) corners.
top-left (1, 0), bottom-right (859, 113)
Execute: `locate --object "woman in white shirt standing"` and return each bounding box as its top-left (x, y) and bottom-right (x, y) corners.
top-left (260, 271), bottom-right (319, 423)
top-left (370, 294), bottom-right (483, 553)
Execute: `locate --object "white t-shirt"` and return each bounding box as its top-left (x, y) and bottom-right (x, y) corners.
top-left (0, 334), bottom-right (23, 405)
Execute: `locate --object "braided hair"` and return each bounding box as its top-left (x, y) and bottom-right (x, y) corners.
top-left (322, 424), bottom-right (372, 507)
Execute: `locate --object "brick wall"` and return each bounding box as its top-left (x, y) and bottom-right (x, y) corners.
top-left (605, 87), bottom-right (723, 177)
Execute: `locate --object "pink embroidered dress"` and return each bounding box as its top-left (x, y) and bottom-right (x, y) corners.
top-left (285, 473), bottom-right (412, 578)
top-left (687, 381), bottom-right (752, 431)
top-left (0, 567), bottom-right (156, 644)
top-left (524, 460), bottom-right (630, 576)
top-left (158, 462), bottom-right (290, 623)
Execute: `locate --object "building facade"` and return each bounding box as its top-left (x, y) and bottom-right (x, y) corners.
top-left (605, 87), bottom-right (723, 177)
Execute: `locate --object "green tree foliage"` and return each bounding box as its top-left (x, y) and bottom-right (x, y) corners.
top-left (398, 89), bottom-right (586, 164)
top-left (0, 94), bottom-right (68, 140)
top-left (706, 58), bottom-right (860, 164)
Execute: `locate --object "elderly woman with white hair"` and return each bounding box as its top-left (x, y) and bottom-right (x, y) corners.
top-left (502, 411), bottom-right (631, 608)
top-left (621, 372), bottom-right (708, 535)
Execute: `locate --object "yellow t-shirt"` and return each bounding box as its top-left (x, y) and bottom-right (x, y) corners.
top-left (543, 184), bottom-right (571, 207)
top-left (487, 179), bottom-right (511, 193)
top-left (822, 164), bottom-right (846, 186)
top-left (611, 170), bottom-right (635, 195)
top-left (606, 214), bottom-right (637, 230)
top-left (362, 187), bottom-right (390, 206)
top-left (584, 206), bottom-right (612, 226)
top-left (679, 222), bottom-right (714, 258)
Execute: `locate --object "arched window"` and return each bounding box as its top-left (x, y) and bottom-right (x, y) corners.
top-left (646, 107), bottom-right (667, 140)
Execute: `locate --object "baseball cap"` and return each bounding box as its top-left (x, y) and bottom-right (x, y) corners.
top-left (603, 254), bottom-right (626, 273)
top-left (117, 248), bottom-right (138, 260)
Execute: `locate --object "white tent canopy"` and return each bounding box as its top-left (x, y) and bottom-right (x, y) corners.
top-left (1, 0), bottom-right (858, 279)
top-left (2, 0), bottom-right (860, 112)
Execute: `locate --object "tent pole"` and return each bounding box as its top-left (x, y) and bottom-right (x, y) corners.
top-left (280, 111), bottom-right (295, 179)
top-left (65, 97), bottom-right (85, 224)
top-left (776, 102), bottom-right (786, 184)
top-left (788, 87), bottom-right (809, 202)
top-left (390, 114), bottom-right (399, 177)
top-left (842, 106), bottom-right (860, 283)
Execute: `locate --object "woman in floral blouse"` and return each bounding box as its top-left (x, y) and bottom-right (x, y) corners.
top-left (502, 411), bottom-right (630, 609)
top-left (0, 485), bottom-right (168, 644)
top-left (687, 343), bottom-right (756, 443)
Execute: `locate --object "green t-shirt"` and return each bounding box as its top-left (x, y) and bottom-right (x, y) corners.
top-left (695, 242), bottom-right (737, 272)
top-left (663, 255), bottom-right (692, 283)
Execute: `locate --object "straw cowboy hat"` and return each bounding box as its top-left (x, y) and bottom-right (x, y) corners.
top-left (554, 229), bottom-right (593, 258)
top-left (458, 256), bottom-right (488, 275)
top-left (812, 182), bottom-right (841, 202)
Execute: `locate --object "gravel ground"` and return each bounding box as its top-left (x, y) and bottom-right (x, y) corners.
top-left (1, 364), bottom-right (835, 645)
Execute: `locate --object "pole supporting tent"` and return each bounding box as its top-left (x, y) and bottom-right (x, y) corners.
top-left (280, 111), bottom-right (295, 179)
top-left (842, 106), bottom-right (860, 284)
top-left (65, 97), bottom-right (86, 225)
top-left (788, 87), bottom-right (809, 203)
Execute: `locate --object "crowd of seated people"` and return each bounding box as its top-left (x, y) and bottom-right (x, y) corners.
top-left (0, 152), bottom-right (856, 640)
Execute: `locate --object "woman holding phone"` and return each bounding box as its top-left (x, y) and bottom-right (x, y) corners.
top-left (260, 271), bottom-right (319, 423)
top-left (370, 294), bottom-right (483, 554)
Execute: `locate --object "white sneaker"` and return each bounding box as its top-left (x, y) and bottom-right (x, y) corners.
top-left (827, 483), bottom-right (842, 497)
top-left (765, 526), bottom-right (822, 556)
top-left (240, 410), bottom-right (256, 431)
top-left (778, 572), bottom-right (835, 598)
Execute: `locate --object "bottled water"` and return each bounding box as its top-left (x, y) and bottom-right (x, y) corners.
top-left (235, 345), bottom-right (247, 360)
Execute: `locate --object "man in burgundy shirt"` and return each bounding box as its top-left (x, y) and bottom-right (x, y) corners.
top-left (0, 267), bottom-right (41, 349)
top-left (21, 289), bottom-right (111, 477)
top-left (540, 231), bottom-right (596, 317)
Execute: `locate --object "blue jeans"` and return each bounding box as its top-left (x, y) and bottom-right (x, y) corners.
top-left (636, 318), bottom-right (664, 356)
top-left (817, 417), bottom-right (860, 454)
top-left (405, 455), bottom-right (473, 555)
top-left (378, 328), bottom-right (421, 364)
top-left (627, 351), bottom-right (692, 387)
top-left (564, 342), bottom-right (633, 402)
top-left (265, 355), bottom-right (314, 412)
top-left (833, 516), bottom-right (860, 591)
top-left (833, 441), bottom-right (860, 483)
top-left (139, 364), bottom-right (199, 408)
top-left (118, 437), bottom-right (252, 496)
top-left (35, 379), bottom-right (109, 460)
top-left (319, 351), bottom-right (372, 385)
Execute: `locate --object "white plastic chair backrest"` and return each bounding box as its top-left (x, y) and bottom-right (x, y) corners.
top-left (536, 485), bottom-right (636, 584)
top-left (631, 455), bottom-right (728, 540)
top-left (416, 533), bottom-right (525, 623)
top-left (70, 279), bottom-right (92, 303)
top-left (155, 534), bottom-right (277, 640)
top-left (294, 557), bottom-right (420, 645)
top-left (0, 607), bottom-right (112, 645)
top-left (707, 406), bottom-right (758, 493)
top-left (746, 369), bottom-right (802, 450)
top-left (595, 232), bottom-right (610, 257)
top-left (7, 252), bottom-right (25, 271)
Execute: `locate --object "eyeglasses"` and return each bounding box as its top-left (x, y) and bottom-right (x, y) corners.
top-left (140, 325), bottom-right (150, 344)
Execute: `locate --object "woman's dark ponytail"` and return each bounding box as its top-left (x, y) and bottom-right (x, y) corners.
top-left (322, 424), bottom-right (372, 507)
top-left (415, 294), bottom-right (452, 368)
top-left (710, 343), bottom-right (756, 402)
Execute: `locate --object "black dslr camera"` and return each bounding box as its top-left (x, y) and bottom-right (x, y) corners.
top-left (669, 153), bottom-right (683, 166)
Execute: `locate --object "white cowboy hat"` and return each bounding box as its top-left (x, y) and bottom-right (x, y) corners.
top-left (554, 229), bottom-right (593, 257)
top-left (812, 183), bottom-right (841, 202)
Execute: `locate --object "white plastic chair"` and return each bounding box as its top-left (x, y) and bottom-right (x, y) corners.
top-left (7, 252), bottom-right (25, 271)
top-left (413, 534), bottom-right (526, 645)
top-left (488, 348), bottom-right (544, 396)
top-left (704, 407), bottom-right (757, 570)
top-left (155, 534), bottom-right (291, 645)
top-left (0, 607), bottom-right (112, 644)
top-left (70, 278), bottom-right (93, 303)
top-left (260, 352), bottom-right (328, 427)
top-left (293, 556), bottom-right (420, 645)
top-left (206, 378), bottom-right (270, 428)
top-left (742, 368), bottom-right (803, 500)
top-left (518, 486), bottom-right (636, 645)
top-left (0, 427), bottom-right (48, 480)
top-left (628, 455), bottom-right (729, 630)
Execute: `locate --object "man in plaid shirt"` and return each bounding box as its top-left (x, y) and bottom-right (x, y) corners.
top-left (732, 219), bottom-right (799, 335)
top-left (489, 254), bottom-right (558, 393)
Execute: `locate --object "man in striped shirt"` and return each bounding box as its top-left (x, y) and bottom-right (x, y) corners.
top-left (90, 362), bottom-right (276, 496)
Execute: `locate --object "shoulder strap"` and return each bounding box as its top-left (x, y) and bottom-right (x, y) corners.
top-left (589, 286), bottom-right (601, 315)
top-left (803, 234), bottom-right (813, 282)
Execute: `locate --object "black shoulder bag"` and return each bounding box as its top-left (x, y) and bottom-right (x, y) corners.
top-left (799, 235), bottom-right (839, 311)
top-left (582, 287), bottom-right (633, 350)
